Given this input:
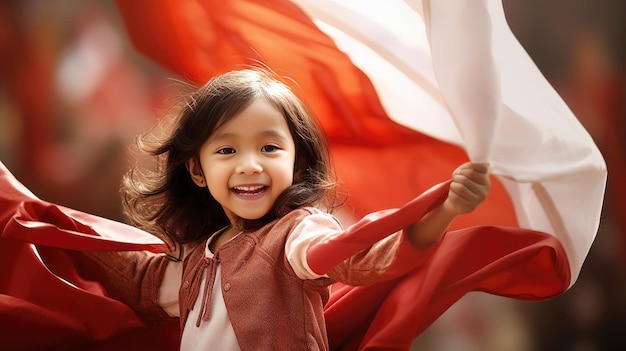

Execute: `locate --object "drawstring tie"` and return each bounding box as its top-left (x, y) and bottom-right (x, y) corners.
top-left (185, 255), bottom-right (219, 327)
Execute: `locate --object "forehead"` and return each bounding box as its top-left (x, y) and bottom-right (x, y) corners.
top-left (209, 98), bottom-right (293, 142)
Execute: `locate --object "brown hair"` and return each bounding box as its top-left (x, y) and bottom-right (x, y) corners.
top-left (121, 68), bottom-right (338, 248)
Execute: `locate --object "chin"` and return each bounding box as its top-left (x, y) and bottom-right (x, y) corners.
top-left (238, 211), bottom-right (270, 221)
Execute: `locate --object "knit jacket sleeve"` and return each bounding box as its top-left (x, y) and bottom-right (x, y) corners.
top-left (309, 181), bottom-right (451, 286)
top-left (325, 230), bottom-right (437, 286)
top-left (67, 249), bottom-right (174, 325)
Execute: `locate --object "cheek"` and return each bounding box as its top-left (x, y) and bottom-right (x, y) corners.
top-left (202, 162), bottom-right (231, 190)
top-left (205, 165), bottom-right (229, 184)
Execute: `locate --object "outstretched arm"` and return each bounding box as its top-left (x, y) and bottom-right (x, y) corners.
top-left (306, 162), bottom-right (489, 275)
top-left (406, 162), bottom-right (491, 249)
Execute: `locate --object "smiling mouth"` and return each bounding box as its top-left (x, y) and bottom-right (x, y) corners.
top-left (232, 185), bottom-right (267, 196)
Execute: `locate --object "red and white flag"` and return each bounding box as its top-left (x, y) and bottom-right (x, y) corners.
top-left (0, 0), bottom-right (606, 350)
top-left (113, 0), bottom-right (606, 288)
top-left (116, 0), bottom-right (609, 348)
top-left (290, 0), bottom-right (607, 288)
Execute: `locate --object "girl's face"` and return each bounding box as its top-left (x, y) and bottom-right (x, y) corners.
top-left (187, 98), bottom-right (296, 225)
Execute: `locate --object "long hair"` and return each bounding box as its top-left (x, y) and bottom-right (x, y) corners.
top-left (121, 68), bottom-right (338, 247)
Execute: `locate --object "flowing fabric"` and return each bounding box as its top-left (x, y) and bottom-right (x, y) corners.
top-left (0, 162), bottom-right (179, 351)
top-left (0, 0), bottom-right (606, 350)
top-left (289, 0), bottom-right (606, 286)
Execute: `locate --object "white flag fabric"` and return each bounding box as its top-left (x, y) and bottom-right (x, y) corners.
top-left (292, 0), bottom-right (607, 286)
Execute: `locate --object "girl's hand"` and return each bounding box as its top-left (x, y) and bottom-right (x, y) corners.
top-left (443, 162), bottom-right (491, 216)
top-left (406, 162), bottom-right (490, 249)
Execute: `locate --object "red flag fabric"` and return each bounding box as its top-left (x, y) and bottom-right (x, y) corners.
top-left (0, 162), bottom-right (178, 351)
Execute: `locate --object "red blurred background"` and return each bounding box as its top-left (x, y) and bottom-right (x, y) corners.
top-left (0, 0), bottom-right (624, 350)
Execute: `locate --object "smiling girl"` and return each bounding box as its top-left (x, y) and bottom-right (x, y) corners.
top-left (78, 68), bottom-right (491, 350)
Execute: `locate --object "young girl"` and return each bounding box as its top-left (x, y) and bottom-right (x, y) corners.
top-left (74, 68), bottom-right (490, 350)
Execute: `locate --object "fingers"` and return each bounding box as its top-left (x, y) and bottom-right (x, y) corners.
top-left (453, 162), bottom-right (490, 178)
top-left (453, 162), bottom-right (490, 187)
top-left (448, 179), bottom-right (487, 205)
top-left (446, 162), bottom-right (491, 214)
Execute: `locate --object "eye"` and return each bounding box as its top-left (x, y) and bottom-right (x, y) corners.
top-left (261, 145), bottom-right (279, 152)
top-left (217, 147), bottom-right (236, 155)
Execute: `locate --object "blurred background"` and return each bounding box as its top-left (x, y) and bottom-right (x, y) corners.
top-left (0, 0), bottom-right (624, 350)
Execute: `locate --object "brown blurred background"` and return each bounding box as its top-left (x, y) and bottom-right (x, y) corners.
top-left (0, 0), bottom-right (624, 350)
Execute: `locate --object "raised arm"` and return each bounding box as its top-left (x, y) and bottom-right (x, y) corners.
top-left (405, 162), bottom-right (490, 249)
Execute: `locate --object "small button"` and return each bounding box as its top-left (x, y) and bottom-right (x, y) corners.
top-left (183, 280), bottom-right (190, 288)
top-left (223, 282), bottom-right (231, 291)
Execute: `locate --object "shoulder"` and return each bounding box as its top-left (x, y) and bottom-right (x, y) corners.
top-left (282, 208), bottom-right (343, 280)
top-left (249, 207), bottom-right (341, 248)
top-left (275, 207), bottom-right (342, 233)
top-left (239, 207), bottom-right (343, 254)
top-left (284, 207), bottom-right (343, 249)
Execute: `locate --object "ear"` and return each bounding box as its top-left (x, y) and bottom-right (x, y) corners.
top-left (186, 157), bottom-right (206, 187)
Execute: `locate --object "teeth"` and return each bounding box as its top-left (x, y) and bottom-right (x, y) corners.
top-left (234, 185), bottom-right (264, 191)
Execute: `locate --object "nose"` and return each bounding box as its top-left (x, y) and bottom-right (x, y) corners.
top-left (236, 152), bottom-right (263, 175)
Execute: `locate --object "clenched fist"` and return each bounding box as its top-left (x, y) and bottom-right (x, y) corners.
top-left (444, 162), bottom-right (491, 215)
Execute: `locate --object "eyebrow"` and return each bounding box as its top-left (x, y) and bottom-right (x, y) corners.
top-left (210, 129), bottom-right (291, 143)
